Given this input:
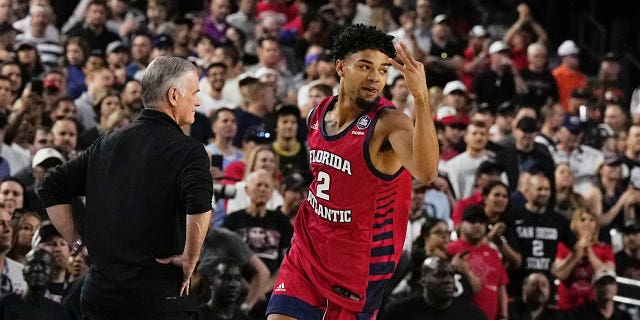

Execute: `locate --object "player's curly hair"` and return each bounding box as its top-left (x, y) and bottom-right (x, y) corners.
top-left (333, 24), bottom-right (396, 60)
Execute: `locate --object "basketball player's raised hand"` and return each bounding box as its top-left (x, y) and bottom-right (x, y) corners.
top-left (388, 41), bottom-right (429, 101)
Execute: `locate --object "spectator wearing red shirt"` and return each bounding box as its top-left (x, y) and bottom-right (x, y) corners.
top-left (435, 106), bottom-right (469, 161)
top-left (256, 0), bottom-right (298, 23)
top-left (461, 25), bottom-right (489, 90)
top-left (451, 161), bottom-right (504, 227)
top-left (552, 208), bottom-right (615, 311)
top-left (502, 4), bottom-right (547, 71)
top-left (447, 206), bottom-right (509, 320)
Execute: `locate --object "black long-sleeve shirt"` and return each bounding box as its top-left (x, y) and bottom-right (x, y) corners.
top-left (39, 109), bottom-right (213, 312)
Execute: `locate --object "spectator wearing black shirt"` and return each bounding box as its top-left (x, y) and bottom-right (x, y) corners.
top-left (472, 41), bottom-right (527, 108)
top-left (425, 15), bottom-right (463, 88)
top-left (196, 258), bottom-right (251, 320)
top-left (39, 56), bottom-right (213, 319)
top-left (568, 269), bottom-right (632, 320)
top-left (233, 77), bottom-right (275, 148)
top-left (65, 1), bottom-right (120, 53)
top-left (0, 249), bottom-right (69, 320)
top-left (508, 272), bottom-right (565, 320)
top-left (615, 222), bottom-right (640, 280)
top-left (272, 105), bottom-right (309, 180)
top-left (517, 43), bottom-right (559, 109)
top-left (508, 173), bottom-right (576, 297)
top-left (380, 256), bottom-right (486, 320)
top-left (224, 169), bottom-right (293, 275)
top-left (33, 222), bottom-right (71, 304)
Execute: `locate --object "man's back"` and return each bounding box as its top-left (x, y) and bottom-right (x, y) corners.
top-left (40, 109), bottom-right (213, 311)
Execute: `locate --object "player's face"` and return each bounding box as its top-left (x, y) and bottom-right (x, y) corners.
top-left (337, 49), bottom-right (390, 110)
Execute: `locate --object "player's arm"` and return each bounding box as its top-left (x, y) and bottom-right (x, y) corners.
top-left (388, 42), bottom-right (439, 184)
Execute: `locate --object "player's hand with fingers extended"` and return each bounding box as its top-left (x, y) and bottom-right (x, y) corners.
top-left (388, 41), bottom-right (428, 100)
top-left (157, 254), bottom-right (196, 297)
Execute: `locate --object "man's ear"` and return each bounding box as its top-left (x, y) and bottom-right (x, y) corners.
top-left (167, 87), bottom-right (178, 108)
top-left (336, 59), bottom-right (345, 77)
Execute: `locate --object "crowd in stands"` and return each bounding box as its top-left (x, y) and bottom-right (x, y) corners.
top-left (0, 0), bottom-right (638, 319)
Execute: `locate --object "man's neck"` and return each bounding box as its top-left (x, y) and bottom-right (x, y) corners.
top-left (466, 148), bottom-right (485, 158)
top-left (209, 298), bottom-right (235, 318)
top-left (524, 300), bottom-right (545, 318)
top-left (53, 267), bottom-right (67, 283)
top-left (274, 138), bottom-right (298, 152)
top-left (525, 202), bottom-right (545, 214)
top-left (556, 142), bottom-right (575, 154)
top-left (597, 300), bottom-right (615, 318)
top-left (423, 291), bottom-right (452, 310)
top-left (213, 137), bottom-right (234, 153)
top-left (209, 89), bottom-right (222, 100)
top-left (247, 203), bottom-right (267, 218)
top-left (247, 103), bottom-right (267, 117)
top-left (22, 289), bottom-right (47, 304)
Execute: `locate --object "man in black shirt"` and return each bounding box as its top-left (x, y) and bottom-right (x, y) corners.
top-left (0, 249), bottom-right (69, 320)
top-left (568, 269), bottom-right (631, 320)
top-left (472, 41), bottom-right (527, 108)
top-left (196, 258), bottom-right (251, 320)
top-left (65, 1), bottom-right (120, 53)
top-left (615, 222), bottom-right (640, 280)
top-left (380, 256), bottom-right (486, 320)
top-left (508, 173), bottom-right (575, 296)
top-left (39, 56), bottom-right (213, 319)
top-left (509, 272), bottom-right (565, 320)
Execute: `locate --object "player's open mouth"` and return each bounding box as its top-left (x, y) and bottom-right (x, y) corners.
top-left (362, 86), bottom-right (377, 94)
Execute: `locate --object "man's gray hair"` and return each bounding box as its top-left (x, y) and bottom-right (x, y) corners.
top-left (141, 56), bottom-right (197, 108)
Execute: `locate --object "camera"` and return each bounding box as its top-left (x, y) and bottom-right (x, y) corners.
top-left (213, 184), bottom-right (236, 200)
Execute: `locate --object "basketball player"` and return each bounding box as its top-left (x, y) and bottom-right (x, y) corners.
top-left (266, 24), bottom-right (439, 320)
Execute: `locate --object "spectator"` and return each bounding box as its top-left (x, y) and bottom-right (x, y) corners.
top-left (615, 221), bottom-right (640, 280)
top-left (0, 205), bottom-right (26, 294)
top-left (568, 269), bottom-right (632, 320)
top-left (33, 222), bottom-right (72, 303)
top-left (297, 54), bottom-right (339, 116)
top-left (246, 37), bottom-right (296, 104)
top-left (536, 101), bottom-right (565, 148)
top-left (451, 160), bottom-right (504, 226)
top-left (0, 112), bottom-right (31, 175)
top-left (553, 40), bottom-right (588, 112)
top-left (403, 179), bottom-right (432, 254)
top-left (223, 169), bottom-right (293, 275)
top-left (447, 206), bottom-right (509, 320)
top-left (200, 227), bottom-right (271, 311)
top-left (7, 212), bottom-right (40, 264)
top-left (105, 40), bottom-right (129, 72)
top-left (227, 0), bottom-right (257, 44)
top-left (225, 146), bottom-right (283, 215)
top-left (0, 178), bottom-right (25, 216)
top-left (275, 172), bottom-right (306, 224)
top-left (0, 75), bottom-right (13, 113)
top-left (441, 80), bottom-right (470, 115)
top-left (554, 162), bottom-right (589, 221)
top-left (12, 2), bottom-right (60, 45)
top-left (508, 173), bottom-right (576, 297)
top-left (271, 105), bottom-right (309, 179)
top-left (461, 25), bottom-right (490, 90)
top-left (196, 258), bottom-right (251, 320)
top-left (435, 106), bottom-right (468, 162)
top-left (550, 115), bottom-right (604, 195)
top-left (553, 208), bottom-right (615, 311)
top-left (121, 79), bottom-right (143, 115)
top-left (74, 67), bottom-right (114, 130)
top-left (388, 11), bottom-right (426, 63)
top-left (508, 272), bottom-right (566, 320)
top-left (206, 107), bottom-right (243, 170)
top-left (503, 3), bottom-right (548, 70)
top-left (222, 125), bottom-right (273, 189)
top-left (77, 91), bottom-right (124, 149)
top-left (65, 0), bottom-right (121, 53)
top-left (105, 0), bottom-right (145, 40)
top-left (203, 0), bottom-right (231, 45)
top-left (472, 41), bottom-right (527, 108)
top-left (603, 103), bottom-right (629, 135)
top-left (14, 5), bottom-right (62, 69)
top-left (125, 32), bottom-right (153, 78)
top-left (584, 155), bottom-right (638, 244)
top-left (51, 119), bottom-right (78, 160)
top-left (480, 180), bottom-right (522, 271)
top-left (442, 120), bottom-right (493, 199)
top-left (425, 14), bottom-right (463, 88)
top-left (590, 52), bottom-right (627, 107)
top-left (0, 248), bottom-right (69, 319)
top-left (233, 78), bottom-right (275, 147)
top-left (14, 41), bottom-right (44, 83)
top-left (517, 43), bottom-right (558, 109)
top-left (63, 36), bottom-right (89, 100)
top-left (380, 256), bottom-right (487, 320)
top-left (388, 75), bottom-right (415, 120)
top-left (199, 62), bottom-right (234, 118)
top-left (145, 0), bottom-right (172, 36)
top-left (0, 61), bottom-right (25, 97)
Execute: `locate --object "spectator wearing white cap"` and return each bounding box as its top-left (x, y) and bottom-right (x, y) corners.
top-left (553, 40), bottom-right (588, 111)
top-left (435, 106), bottom-right (469, 161)
top-left (441, 80), bottom-right (469, 114)
top-left (461, 25), bottom-right (490, 89)
top-left (471, 41), bottom-right (527, 108)
top-left (426, 14), bottom-right (464, 88)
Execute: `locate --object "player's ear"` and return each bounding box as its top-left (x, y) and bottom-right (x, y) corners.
top-left (336, 59), bottom-right (345, 77)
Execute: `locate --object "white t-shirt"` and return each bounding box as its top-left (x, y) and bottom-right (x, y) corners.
top-left (225, 180), bottom-right (284, 214)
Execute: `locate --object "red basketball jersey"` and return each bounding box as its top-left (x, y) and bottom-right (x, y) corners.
top-left (289, 96), bottom-right (412, 313)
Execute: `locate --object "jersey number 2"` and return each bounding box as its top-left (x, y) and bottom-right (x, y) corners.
top-left (316, 171), bottom-right (331, 200)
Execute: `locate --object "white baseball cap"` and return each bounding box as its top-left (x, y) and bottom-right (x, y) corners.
top-left (443, 80), bottom-right (467, 95)
top-left (488, 41), bottom-right (509, 55)
top-left (435, 106), bottom-right (457, 121)
top-left (468, 25), bottom-right (488, 38)
top-left (557, 40), bottom-right (579, 56)
top-left (32, 147), bottom-right (64, 168)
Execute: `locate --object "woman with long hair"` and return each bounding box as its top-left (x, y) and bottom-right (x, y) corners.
top-left (0, 178), bottom-right (26, 216)
top-left (63, 36), bottom-right (89, 99)
top-left (7, 211), bottom-right (41, 264)
top-left (77, 92), bottom-right (124, 149)
top-left (481, 180), bottom-right (522, 270)
top-left (555, 162), bottom-right (590, 221)
top-left (552, 208), bottom-right (615, 311)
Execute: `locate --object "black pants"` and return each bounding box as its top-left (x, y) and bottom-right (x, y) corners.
top-left (81, 297), bottom-right (194, 320)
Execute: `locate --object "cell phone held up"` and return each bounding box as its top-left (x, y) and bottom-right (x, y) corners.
top-left (210, 154), bottom-right (224, 170)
